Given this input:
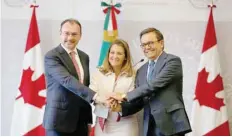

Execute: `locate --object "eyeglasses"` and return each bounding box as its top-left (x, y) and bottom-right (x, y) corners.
top-left (140, 40), bottom-right (160, 49)
top-left (61, 31), bottom-right (80, 37)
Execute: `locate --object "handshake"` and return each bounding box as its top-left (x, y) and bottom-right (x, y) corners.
top-left (96, 92), bottom-right (127, 112)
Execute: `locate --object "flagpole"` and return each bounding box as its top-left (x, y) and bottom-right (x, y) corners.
top-left (30, 0), bottom-right (38, 8)
top-left (208, 0), bottom-right (216, 8)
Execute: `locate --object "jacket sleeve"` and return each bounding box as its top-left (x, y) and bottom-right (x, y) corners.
top-left (127, 57), bottom-right (182, 102)
top-left (44, 51), bottom-right (95, 103)
top-left (121, 98), bottom-right (144, 117)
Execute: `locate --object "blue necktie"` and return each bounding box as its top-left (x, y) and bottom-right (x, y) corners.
top-left (147, 61), bottom-right (155, 82)
top-left (143, 61), bottom-right (155, 135)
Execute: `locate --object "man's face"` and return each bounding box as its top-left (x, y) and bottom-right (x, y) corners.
top-left (140, 32), bottom-right (164, 60)
top-left (60, 22), bottom-right (81, 50)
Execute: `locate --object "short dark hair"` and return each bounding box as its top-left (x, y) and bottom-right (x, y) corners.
top-left (60, 18), bottom-right (82, 34)
top-left (140, 27), bottom-right (163, 41)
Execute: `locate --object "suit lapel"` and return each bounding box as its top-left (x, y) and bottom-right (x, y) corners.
top-left (153, 51), bottom-right (167, 77)
top-left (137, 52), bottom-right (167, 86)
top-left (138, 62), bottom-right (149, 86)
top-left (57, 45), bottom-right (79, 79)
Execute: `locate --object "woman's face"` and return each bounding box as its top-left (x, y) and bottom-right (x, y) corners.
top-left (108, 44), bottom-right (126, 69)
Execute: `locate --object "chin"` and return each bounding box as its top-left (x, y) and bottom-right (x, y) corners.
top-left (111, 64), bottom-right (121, 67)
top-left (111, 64), bottom-right (117, 67)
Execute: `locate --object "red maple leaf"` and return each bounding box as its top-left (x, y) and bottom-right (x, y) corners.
top-left (17, 67), bottom-right (46, 109)
top-left (24, 124), bottom-right (45, 136)
top-left (194, 68), bottom-right (224, 111)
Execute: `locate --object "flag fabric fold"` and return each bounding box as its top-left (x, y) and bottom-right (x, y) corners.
top-left (190, 6), bottom-right (230, 136)
top-left (97, 2), bottom-right (121, 66)
top-left (10, 5), bottom-right (46, 136)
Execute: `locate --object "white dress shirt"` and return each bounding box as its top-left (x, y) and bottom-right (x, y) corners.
top-left (61, 44), bottom-right (84, 81)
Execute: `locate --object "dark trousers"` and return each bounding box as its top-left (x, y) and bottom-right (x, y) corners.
top-left (147, 114), bottom-right (165, 136)
top-left (45, 121), bottom-right (88, 136)
top-left (147, 115), bottom-right (185, 136)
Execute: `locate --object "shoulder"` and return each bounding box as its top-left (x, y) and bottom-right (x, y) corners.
top-left (165, 53), bottom-right (182, 66)
top-left (159, 53), bottom-right (182, 72)
top-left (77, 49), bottom-right (89, 58)
top-left (166, 53), bottom-right (181, 60)
top-left (45, 45), bottom-right (61, 58)
top-left (91, 67), bottom-right (105, 78)
top-left (158, 52), bottom-right (182, 64)
top-left (137, 61), bottom-right (148, 73)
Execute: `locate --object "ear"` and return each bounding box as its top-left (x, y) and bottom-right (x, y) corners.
top-left (160, 40), bottom-right (164, 49)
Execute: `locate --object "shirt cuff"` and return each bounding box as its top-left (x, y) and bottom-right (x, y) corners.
top-left (118, 112), bottom-right (122, 116)
top-left (93, 93), bottom-right (98, 102)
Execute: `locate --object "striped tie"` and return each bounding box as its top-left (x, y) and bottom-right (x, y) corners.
top-left (70, 51), bottom-right (83, 83)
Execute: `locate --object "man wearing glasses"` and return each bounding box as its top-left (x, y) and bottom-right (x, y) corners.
top-left (43, 19), bottom-right (96, 136)
top-left (108, 27), bottom-right (192, 136)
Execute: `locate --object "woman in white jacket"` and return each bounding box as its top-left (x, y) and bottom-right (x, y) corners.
top-left (89, 39), bottom-right (139, 136)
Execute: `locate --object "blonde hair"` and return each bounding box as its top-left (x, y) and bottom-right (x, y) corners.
top-left (99, 39), bottom-right (134, 77)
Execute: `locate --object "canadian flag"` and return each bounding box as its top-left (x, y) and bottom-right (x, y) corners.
top-left (10, 5), bottom-right (46, 135)
top-left (190, 6), bottom-right (230, 135)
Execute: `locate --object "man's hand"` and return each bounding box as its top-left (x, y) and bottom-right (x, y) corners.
top-left (105, 97), bottom-right (117, 108)
top-left (111, 102), bottom-right (122, 112)
top-left (107, 92), bottom-right (126, 102)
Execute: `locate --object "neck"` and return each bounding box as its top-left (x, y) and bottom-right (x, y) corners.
top-left (150, 51), bottom-right (163, 60)
top-left (113, 66), bottom-right (121, 77)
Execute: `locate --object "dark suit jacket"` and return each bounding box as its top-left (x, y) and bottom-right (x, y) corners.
top-left (42, 45), bottom-right (95, 133)
top-left (121, 52), bottom-right (192, 135)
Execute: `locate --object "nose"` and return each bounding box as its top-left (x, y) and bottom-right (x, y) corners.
top-left (143, 46), bottom-right (151, 52)
top-left (112, 56), bottom-right (117, 60)
top-left (66, 36), bottom-right (75, 42)
top-left (110, 54), bottom-right (118, 60)
top-left (144, 44), bottom-right (151, 49)
top-left (67, 35), bottom-right (74, 39)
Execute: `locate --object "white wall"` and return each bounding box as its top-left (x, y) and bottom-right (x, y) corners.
top-left (0, 0), bottom-right (2, 135)
top-left (2, 0), bottom-right (232, 21)
top-left (1, 0), bottom-right (232, 135)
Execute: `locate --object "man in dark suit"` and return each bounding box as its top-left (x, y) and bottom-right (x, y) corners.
top-left (42, 18), bottom-right (96, 136)
top-left (108, 28), bottom-right (192, 136)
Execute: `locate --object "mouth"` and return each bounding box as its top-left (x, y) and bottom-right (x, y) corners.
top-left (110, 58), bottom-right (120, 63)
top-left (65, 40), bottom-right (76, 44)
top-left (110, 59), bottom-right (118, 62)
top-left (145, 51), bottom-right (153, 54)
top-left (66, 42), bottom-right (74, 45)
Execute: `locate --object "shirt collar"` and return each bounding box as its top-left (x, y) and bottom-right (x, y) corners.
top-left (148, 51), bottom-right (163, 64)
top-left (61, 44), bottom-right (78, 55)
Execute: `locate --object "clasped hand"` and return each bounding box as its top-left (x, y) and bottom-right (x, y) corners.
top-left (104, 92), bottom-right (124, 112)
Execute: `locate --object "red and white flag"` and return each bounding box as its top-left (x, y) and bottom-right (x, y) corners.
top-left (10, 5), bottom-right (46, 136)
top-left (190, 6), bottom-right (230, 136)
